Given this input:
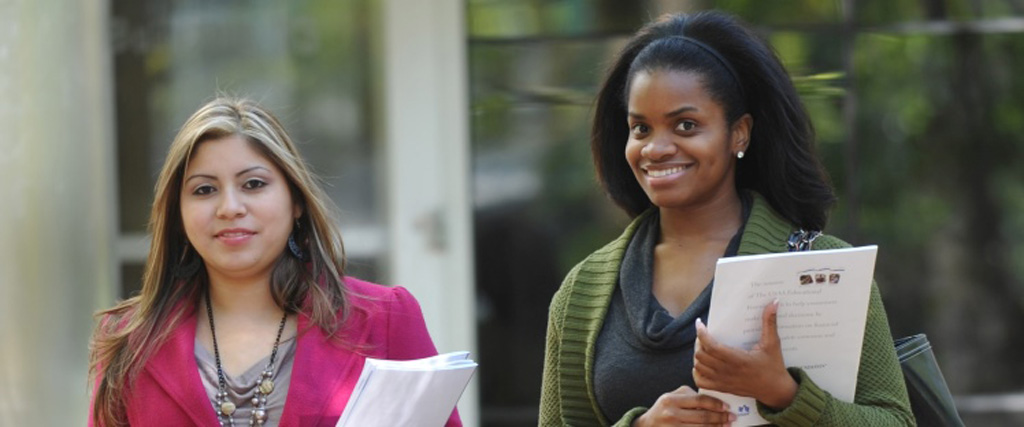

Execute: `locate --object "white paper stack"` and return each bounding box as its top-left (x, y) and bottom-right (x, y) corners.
top-left (702, 246), bottom-right (878, 426)
top-left (335, 351), bottom-right (477, 427)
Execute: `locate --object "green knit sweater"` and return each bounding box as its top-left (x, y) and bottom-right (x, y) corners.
top-left (539, 194), bottom-right (915, 426)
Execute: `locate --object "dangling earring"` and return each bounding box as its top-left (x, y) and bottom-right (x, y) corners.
top-left (288, 220), bottom-right (309, 261)
top-left (174, 243), bottom-right (202, 279)
top-left (736, 151), bottom-right (745, 159)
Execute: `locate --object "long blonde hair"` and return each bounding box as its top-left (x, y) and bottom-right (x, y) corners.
top-left (89, 97), bottom-right (349, 426)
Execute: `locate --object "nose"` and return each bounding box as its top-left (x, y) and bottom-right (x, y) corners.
top-left (641, 133), bottom-right (676, 160)
top-left (215, 188), bottom-right (247, 218)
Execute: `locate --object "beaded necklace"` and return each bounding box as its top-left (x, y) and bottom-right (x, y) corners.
top-left (205, 291), bottom-right (288, 426)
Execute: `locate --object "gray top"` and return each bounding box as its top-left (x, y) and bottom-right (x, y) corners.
top-left (593, 195), bottom-right (749, 422)
top-left (195, 334), bottom-right (297, 427)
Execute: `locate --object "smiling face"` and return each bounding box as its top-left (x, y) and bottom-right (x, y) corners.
top-left (624, 69), bottom-right (750, 212)
top-left (180, 135), bottom-right (300, 282)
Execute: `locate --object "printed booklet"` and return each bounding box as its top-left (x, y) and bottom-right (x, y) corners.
top-left (701, 246), bottom-right (878, 426)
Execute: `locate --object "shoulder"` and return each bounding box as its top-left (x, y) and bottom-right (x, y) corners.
top-left (344, 276), bottom-right (400, 299)
top-left (565, 209), bottom-right (654, 280)
top-left (810, 234), bottom-right (852, 251)
top-left (550, 210), bottom-right (653, 318)
top-left (741, 192), bottom-right (853, 255)
top-left (342, 276), bottom-right (429, 325)
top-left (343, 276), bottom-right (423, 316)
top-left (552, 218), bottom-right (632, 301)
top-left (549, 262), bottom-right (581, 316)
top-left (341, 276), bottom-right (440, 359)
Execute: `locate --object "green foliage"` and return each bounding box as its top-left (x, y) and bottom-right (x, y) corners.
top-left (467, 0), bottom-right (640, 38)
top-left (716, 0), bottom-right (841, 24)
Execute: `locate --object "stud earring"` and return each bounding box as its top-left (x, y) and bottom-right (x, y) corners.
top-left (737, 151), bottom-right (745, 159)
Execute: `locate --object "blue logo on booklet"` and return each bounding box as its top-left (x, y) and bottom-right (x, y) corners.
top-left (737, 405), bottom-right (751, 416)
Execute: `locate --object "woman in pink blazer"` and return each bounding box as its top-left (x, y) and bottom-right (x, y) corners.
top-left (89, 97), bottom-right (460, 427)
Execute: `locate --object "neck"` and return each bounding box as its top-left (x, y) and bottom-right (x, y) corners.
top-left (206, 270), bottom-right (283, 321)
top-left (658, 190), bottom-right (744, 245)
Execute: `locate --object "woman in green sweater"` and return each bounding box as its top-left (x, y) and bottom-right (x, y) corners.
top-left (539, 11), bottom-right (914, 427)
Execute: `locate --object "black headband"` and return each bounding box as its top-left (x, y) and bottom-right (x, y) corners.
top-left (669, 36), bottom-right (743, 92)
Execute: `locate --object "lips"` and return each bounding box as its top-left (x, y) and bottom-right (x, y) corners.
top-left (646, 165), bottom-right (685, 177)
top-left (641, 163), bottom-right (692, 180)
top-left (215, 228), bottom-right (256, 245)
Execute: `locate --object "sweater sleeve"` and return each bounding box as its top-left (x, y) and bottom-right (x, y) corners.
top-left (757, 281), bottom-right (916, 426)
top-left (611, 408), bottom-right (647, 426)
top-left (539, 264), bottom-right (648, 427)
top-left (539, 267), bottom-right (573, 426)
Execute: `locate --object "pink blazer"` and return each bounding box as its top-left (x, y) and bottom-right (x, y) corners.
top-left (90, 277), bottom-right (462, 426)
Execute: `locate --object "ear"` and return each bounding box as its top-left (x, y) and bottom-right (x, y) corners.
top-left (731, 113), bottom-right (753, 155)
top-left (292, 202), bottom-right (304, 220)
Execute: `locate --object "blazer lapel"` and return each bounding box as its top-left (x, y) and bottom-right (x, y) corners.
top-left (278, 312), bottom-right (367, 426)
top-left (144, 311), bottom-right (220, 426)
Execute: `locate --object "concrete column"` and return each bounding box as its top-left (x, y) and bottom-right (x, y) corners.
top-left (380, 0), bottom-right (478, 424)
top-left (0, 0), bottom-right (117, 425)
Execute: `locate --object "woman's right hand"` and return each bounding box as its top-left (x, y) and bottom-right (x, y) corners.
top-left (632, 385), bottom-right (736, 426)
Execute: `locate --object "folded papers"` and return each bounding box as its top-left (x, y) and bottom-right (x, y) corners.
top-left (336, 351), bottom-right (478, 427)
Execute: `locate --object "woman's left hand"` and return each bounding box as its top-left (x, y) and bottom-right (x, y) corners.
top-left (692, 299), bottom-right (798, 409)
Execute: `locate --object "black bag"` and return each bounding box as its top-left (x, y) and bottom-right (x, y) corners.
top-left (787, 230), bottom-right (965, 426)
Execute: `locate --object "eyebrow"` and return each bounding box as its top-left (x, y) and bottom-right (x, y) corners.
top-left (184, 165), bottom-right (271, 184)
top-left (628, 106), bottom-right (699, 120)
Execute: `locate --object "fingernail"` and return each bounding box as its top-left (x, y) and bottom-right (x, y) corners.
top-left (729, 413), bottom-right (737, 421)
top-left (773, 298), bottom-right (780, 307)
top-left (696, 317), bottom-right (704, 329)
